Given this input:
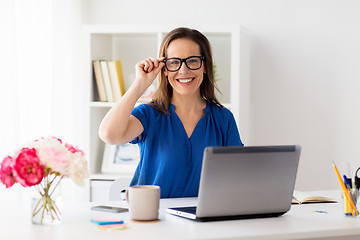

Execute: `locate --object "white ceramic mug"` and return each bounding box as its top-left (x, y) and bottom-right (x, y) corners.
top-left (126, 185), bottom-right (160, 221)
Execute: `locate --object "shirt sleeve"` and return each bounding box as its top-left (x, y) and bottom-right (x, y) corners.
top-left (225, 110), bottom-right (244, 146)
top-left (130, 104), bottom-right (149, 144)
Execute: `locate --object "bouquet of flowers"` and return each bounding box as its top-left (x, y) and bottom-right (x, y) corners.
top-left (0, 136), bottom-right (88, 224)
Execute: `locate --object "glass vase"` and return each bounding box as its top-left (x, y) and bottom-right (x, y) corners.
top-left (31, 174), bottom-right (63, 225)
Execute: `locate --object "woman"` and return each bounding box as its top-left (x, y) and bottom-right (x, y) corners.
top-left (99, 27), bottom-right (244, 198)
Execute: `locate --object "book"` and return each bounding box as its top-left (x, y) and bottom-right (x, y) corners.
top-left (114, 60), bottom-right (126, 97)
top-left (93, 60), bottom-right (107, 102)
top-left (107, 60), bottom-right (126, 102)
top-left (292, 190), bottom-right (338, 204)
top-left (107, 60), bottom-right (122, 102)
top-left (99, 60), bottom-right (114, 102)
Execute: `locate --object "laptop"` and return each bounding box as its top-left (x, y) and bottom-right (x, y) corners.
top-left (166, 145), bottom-right (301, 221)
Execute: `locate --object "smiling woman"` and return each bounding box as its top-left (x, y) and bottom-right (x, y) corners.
top-left (153, 28), bottom-right (221, 114)
top-left (98, 27), bottom-right (244, 198)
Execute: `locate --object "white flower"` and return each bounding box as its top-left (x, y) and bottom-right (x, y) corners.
top-left (27, 136), bottom-right (89, 185)
top-left (29, 136), bottom-right (70, 175)
top-left (67, 151), bottom-right (89, 186)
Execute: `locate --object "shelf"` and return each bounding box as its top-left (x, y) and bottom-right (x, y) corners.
top-left (90, 101), bottom-right (232, 109)
top-left (90, 173), bottom-right (133, 181)
top-left (90, 101), bottom-right (114, 108)
top-left (83, 24), bottom-right (247, 34)
top-left (90, 100), bottom-right (153, 108)
top-left (83, 24), bottom-right (250, 201)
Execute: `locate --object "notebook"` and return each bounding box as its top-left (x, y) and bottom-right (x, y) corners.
top-left (166, 145), bottom-right (301, 221)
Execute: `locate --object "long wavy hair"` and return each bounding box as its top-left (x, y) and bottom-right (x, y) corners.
top-left (150, 27), bottom-right (222, 113)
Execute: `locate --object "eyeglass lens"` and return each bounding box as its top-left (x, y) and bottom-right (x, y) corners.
top-left (165, 56), bottom-right (203, 72)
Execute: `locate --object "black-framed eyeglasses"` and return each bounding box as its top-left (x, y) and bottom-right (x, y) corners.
top-left (163, 56), bottom-right (204, 72)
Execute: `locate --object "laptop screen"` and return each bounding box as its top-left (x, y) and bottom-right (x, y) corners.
top-left (196, 145), bottom-right (301, 218)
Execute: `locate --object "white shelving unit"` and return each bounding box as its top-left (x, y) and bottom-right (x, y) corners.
top-left (82, 25), bottom-right (250, 201)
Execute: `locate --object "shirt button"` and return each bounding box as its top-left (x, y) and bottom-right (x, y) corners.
top-left (187, 144), bottom-right (190, 148)
top-left (178, 187), bottom-right (182, 191)
top-left (187, 167), bottom-right (190, 171)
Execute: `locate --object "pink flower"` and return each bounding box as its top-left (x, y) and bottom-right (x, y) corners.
top-left (2, 136), bottom-right (88, 189)
top-left (31, 137), bottom-right (69, 175)
top-left (35, 136), bottom-right (62, 144)
top-left (0, 156), bottom-right (16, 188)
top-left (38, 147), bottom-right (69, 175)
top-left (65, 143), bottom-right (85, 156)
top-left (12, 148), bottom-right (44, 187)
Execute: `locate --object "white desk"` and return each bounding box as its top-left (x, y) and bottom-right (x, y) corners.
top-left (1, 191), bottom-right (360, 240)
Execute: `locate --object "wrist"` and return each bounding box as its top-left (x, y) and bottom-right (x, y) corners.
top-left (128, 79), bottom-right (148, 99)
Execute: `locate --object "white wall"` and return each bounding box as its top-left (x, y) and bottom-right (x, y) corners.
top-left (0, 0), bottom-right (86, 203)
top-left (1, 0), bottom-right (359, 198)
top-left (83, 0), bottom-right (360, 190)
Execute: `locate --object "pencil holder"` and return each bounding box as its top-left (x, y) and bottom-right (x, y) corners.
top-left (355, 189), bottom-right (360, 213)
top-left (341, 189), bottom-right (358, 217)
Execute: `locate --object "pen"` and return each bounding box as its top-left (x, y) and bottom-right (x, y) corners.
top-left (332, 162), bottom-right (358, 216)
top-left (343, 175), bottom-right (353, 215)
top-left (343, 175), bottom-right (352, 190)
top-left (91, 219), bottom-right (124, 225)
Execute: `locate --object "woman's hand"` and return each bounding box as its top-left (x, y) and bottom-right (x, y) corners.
top-left (99, 56), bottom-right (165, 145)
top-left (134, 57), bottom-right (165, 89)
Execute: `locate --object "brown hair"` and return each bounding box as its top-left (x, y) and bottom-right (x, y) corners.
top-left (150, 27), bottom-right (222, 113)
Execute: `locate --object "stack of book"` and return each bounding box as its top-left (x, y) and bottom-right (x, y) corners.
top-left (93, 60), bottom-right (126, 102)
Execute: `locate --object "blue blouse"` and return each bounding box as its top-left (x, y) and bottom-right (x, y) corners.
top-left (129, 102), bottom-right (243, 198)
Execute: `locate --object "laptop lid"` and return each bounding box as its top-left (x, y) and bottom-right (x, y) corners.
top-left (196, 145), bottom-right (301, 219)
top-left (167, 145), bottom-right (301, 221)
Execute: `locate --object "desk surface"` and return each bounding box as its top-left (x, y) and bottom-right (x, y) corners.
top-left (1, 191), bottom-right (360, 240)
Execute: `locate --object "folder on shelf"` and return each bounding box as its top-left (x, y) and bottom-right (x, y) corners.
top-left (108, 60), bottom-right (126, 102)
top-left (93, 60), bottom-right (107, 102)
top-left (99, 60), bottom-right (114, 102)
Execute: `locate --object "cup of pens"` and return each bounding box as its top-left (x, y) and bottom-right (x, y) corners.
top-left (342, 188), bottom-right (358, 216)
top-left (333, 162), bottom-right (359, 217)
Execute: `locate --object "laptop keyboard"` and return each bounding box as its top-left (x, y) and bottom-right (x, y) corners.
top-left (174, 206), bottom-right (197, 214)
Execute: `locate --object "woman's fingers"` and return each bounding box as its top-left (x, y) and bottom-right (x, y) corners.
top-left (143, 58), bottom-right (154, 72)
top-left (149, 57), bottom-right (157, 68)
top-left (149, 57), bottom-right (163, 68)
top-left (142, 57), bottom-right (165, 73)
